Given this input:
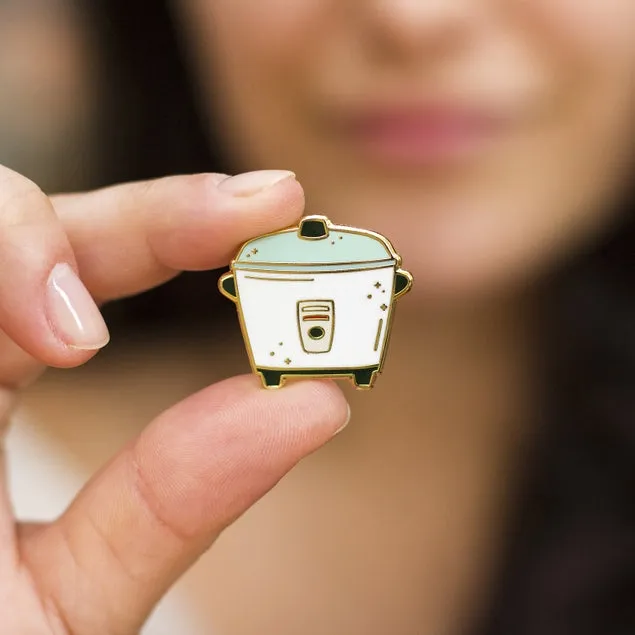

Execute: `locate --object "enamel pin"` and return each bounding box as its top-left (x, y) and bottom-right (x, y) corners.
top-left (219, 215), bottom-right (412, 389)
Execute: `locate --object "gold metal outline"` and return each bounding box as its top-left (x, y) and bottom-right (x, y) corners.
top-left (254, 366), bottom-right (381, 391)
top-left (234, 264), bottom-right (395, 275)
top-left (244, 275), bottom-right (315, 282)
top-left (235, 258), bottom-right (396, 268)
top-left (296, 299), bottom-right (335, 354)
top-left (394, 269), bottom-right (413, 300)
top-left (301, 304), bottom-right (331, 312)
top-left (218, 214), bottom-right (413, 390)
top-left (373, 318), bottom-right (384, 352)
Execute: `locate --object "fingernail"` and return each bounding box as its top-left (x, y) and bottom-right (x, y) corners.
top-left (47, 263), bottom-right (110, 350)
top-left (217, 170), bottom-right (296, 197)
top-left (333, 403), bottom-right (352, 436)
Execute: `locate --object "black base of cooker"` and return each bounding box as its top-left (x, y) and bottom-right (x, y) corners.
top-left (257, 366), bottom-right (380, 389)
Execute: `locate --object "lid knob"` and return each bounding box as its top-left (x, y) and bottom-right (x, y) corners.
top-left (298, 216), bottom-right (329, 240)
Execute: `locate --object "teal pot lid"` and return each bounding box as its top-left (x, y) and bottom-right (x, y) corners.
top-left (234, 215), bottom-right (396, 270)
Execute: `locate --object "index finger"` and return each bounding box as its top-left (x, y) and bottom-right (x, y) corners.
top-left (0, 169), bottom-right (301, 378)
top-left (53, 169), bottom-right (302, 303)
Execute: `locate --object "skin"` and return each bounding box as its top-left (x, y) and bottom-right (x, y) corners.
top-left (0, 167), bottom-right (349, 634)
top-left (3, 0), bottom-right (635, 633)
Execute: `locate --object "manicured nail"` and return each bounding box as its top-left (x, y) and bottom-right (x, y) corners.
top-left (47, 263), bottom-right (110, 350)
top-left (334, 404), bottom-right (352, 436)
top-left (218, 170), bottom-right (296, 197)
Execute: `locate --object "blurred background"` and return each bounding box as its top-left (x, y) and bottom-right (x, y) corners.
top-left (0, 0), bottom-right (99, 190)
top-left (1, 2), bottom-right (633, 635)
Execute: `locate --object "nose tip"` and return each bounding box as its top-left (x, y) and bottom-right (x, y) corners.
top-left (367, 0), bottom-right (471, 58)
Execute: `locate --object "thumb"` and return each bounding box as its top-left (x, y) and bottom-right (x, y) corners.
top-left (21, 375), bottom-right (349, 635)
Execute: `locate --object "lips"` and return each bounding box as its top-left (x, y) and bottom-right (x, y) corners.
top-left (337, 104), bottom-right (508, 167)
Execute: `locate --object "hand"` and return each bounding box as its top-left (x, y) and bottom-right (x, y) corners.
top-left (0, 166), bottom-right (350, 634)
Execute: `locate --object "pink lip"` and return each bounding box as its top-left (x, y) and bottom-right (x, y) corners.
top-left (340, 106), bottom-right (507, 167)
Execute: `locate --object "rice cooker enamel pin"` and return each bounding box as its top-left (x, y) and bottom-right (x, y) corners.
top-left (218, 215), bottom-right (412, 390)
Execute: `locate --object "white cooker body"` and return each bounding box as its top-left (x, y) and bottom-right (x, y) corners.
top-left (235, 265), bottom-right (396, 370)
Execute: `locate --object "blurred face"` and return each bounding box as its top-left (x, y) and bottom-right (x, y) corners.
top-left (173, 1), bottom-right (635, 301)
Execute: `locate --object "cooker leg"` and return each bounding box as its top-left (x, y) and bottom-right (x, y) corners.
top-left (352, 368), bottom-right (377, 388)
top-left (260, 370), bottom-right (284, 388)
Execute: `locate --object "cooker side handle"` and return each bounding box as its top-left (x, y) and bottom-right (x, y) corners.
top-left (394, 270), bottom-right (413, 300)
top-left (218, 272), bottom-right (238, 302)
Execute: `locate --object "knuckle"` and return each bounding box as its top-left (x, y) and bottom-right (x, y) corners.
top-left (128, 176), bottom-right (163, 201)
top-left (0, 173), bottom-right (49, 228)
top-left (47, 522), bottom-right (122, 635)
top-left (40, 587), bottom-right (74, 635)
top-left (128, 450), bottom-right (193, 544)
top-left (199, 172), bottom-right (230, 205)
top-left (125, 173), bottom-right (227, 222)
top-left (175, 172), bottom-right (227, 211)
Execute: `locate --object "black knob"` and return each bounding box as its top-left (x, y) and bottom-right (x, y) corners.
top-left (299, 217), bottom-right (329, 239)
top-left (308, 326), bottom-right (326, 340)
